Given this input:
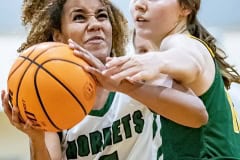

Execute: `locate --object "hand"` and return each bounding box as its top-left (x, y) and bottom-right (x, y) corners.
top-left (1, 90), bottom-right (44, 138)
top-left (68, 39), bottom-right (105, 71)
top-left (103, 52), bottom-right (161, 83)
top-left (84, 66), bottom-right (123, 91)
top-left (68, 39), bottom-right (121, 90)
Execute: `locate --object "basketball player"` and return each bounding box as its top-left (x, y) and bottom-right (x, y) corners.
top-left (1, 0), bottom-right (208, 159)
top-left (101, 0), bottom-right (240, 159)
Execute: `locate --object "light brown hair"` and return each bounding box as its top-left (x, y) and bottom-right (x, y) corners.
top-left (179, 0), bottom-right (240, 89)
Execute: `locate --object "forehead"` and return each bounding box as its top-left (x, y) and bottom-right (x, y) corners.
top-left (63, 0), bottom-right (106, 13)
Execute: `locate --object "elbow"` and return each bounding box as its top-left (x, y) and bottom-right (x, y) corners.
top-left (185, 58), bottom-right (203, 84)
top-left (193, 107), bottom-right (209, 128)
top-left (200, 109), bottom-right (209, 127)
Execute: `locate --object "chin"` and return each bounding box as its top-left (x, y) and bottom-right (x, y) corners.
top-left (90, 49), bottom-right (109, 63)
top-left (136, 29), bottom-right (152, 38)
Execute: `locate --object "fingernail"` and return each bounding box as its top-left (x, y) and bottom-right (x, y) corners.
top-left (69, 43), bottom-right (74, 48)
top-left (84, 66), bottom-right (89, 69)
top-left (73, 50), bottom-right (80, 54)
top-left (102, 70), bottom-right (106, 74)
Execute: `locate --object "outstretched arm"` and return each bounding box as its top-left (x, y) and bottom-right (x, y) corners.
top-left (103, 34), bottom-right (210, 91)
top-left (85, 67), bottom-right (208, 128)
top-left (118, 80), bottom-right (208, 128)
top-left (69, 39), bottom-right (208, 128)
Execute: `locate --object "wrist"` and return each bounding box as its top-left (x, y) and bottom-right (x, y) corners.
top-left (117, 79), bottom-right (143, 95)
top-left (29, 132), bottom-right (45, 143)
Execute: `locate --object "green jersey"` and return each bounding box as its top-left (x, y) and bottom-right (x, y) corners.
top-left (160, 37), bottom-right (240, 160)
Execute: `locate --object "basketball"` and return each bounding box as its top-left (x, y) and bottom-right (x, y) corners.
top-left (7, 42), bottom-right (96, 132)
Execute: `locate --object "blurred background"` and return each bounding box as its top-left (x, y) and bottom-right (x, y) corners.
top-left (0, 0), bottom-right (240, 159)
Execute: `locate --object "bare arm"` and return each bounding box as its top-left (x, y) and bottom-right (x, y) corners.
top-left (156, 34), bottom-right (205, 84)
top-left (45, 132), bottom-right (63, 160)
top-left (104, 35), bottom-right (206, 84)
top-left (30, 133), bottom-right (51, 160)
top-left (30, 132), bottom-right (62, 160)
top-left (118, 79), bottom-right (208, 128)
top-left (84, 67), bottom-right (208, 128)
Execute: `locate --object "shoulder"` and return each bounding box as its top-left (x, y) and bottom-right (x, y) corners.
top-left (161, 34), bottom-right (205, 50)
top-left (161, 34), bottom-right (213, 63)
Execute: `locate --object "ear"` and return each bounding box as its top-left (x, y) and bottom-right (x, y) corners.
top-left (52, 29), bottom-right (65, 42)
top-left (180, 6), bottom-right (192, 17)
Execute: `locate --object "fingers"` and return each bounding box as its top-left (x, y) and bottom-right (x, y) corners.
top-left (24, 119), bottom-right (34, 130)
top-left (128, 72), bottom-right (148, 83)
top-left (84, 66), bottom-right (103, 86)
top-left (106, 57), bottom-right (113, 63)
top-left (68, 39), bottom-right (105, 71)
top-left (10, 106), bottom-right (38, 131)
top-left (1, 91), bottom-right (26, 129)
top-left (103, 57), bottom-right (141, 81)
top-left (1, 91), bottom-right (43, 134)
top-left (110, 67), bottom-right (139, 82)
top-left (105, 56), bottom-right (130, 68)
top-left (68, 39), bottom-right (91, 60)
top-left (68, 39), bottom-right (83, 51)
top-left (103, 57), bottom-right (135, 75)
top-left (84, 66), bottom-right (102, 79)
top-left (11, 106), bottom-right (23, 128)
top-left (1, 90), bottom-right (12, 120)
top-left (1, 90), bottom-right (5, 101)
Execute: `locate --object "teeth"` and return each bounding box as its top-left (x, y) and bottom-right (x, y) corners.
top-left (137, 17), bottom-right (145, 21)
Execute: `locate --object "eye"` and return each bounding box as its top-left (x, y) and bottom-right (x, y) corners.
top-left (73, 14), bottom-right (87, 22)
top-left (96, 12), bottom-right (109, 21)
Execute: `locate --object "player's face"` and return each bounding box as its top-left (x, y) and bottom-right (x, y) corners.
top-left (59, 0), bottom-right (112, 62)
top-left (130, 0), bottom-right (182, 46)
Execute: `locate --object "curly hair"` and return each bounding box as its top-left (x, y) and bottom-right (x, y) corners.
top-left (18, 0), bottom-right (128, 58)
top-left (21, 0), bottom-right (50, 25)
top-left (179, 0), bottom-right (240, 89)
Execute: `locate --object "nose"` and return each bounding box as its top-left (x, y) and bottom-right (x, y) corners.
top-left (87, 16), bottom-right (102, 32)
top-left (134, 0), bottom-right (147, 12)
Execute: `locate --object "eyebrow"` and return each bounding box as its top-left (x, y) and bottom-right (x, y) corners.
top-left (70, 7), bottom-right (107, 16)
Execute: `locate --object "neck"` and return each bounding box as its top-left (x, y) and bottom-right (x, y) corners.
top-left (156, 20), bottom-right (188, 47)
top-left (167, 20), bottom-right (188, 37)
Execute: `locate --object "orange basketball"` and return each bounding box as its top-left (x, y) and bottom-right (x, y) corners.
top-left (7, 42), bottom-right (96, 131)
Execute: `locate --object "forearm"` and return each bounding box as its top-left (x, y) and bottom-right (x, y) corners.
top-left (29, 136), bottom-right (51, 160)
top-left (118, 80), bottom-right (208, 128)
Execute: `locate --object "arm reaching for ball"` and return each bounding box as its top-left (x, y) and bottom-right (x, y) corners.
top-left (69, 40), bottom-right (208, 128)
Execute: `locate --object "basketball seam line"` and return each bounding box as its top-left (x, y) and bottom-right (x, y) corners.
top-left (21, 56), bottom-right (88, 130)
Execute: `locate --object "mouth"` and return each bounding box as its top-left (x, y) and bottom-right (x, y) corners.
top-left (85, 36), bottom-right (105, 44)
top-left (135, 15), bottom-right (148, 22)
